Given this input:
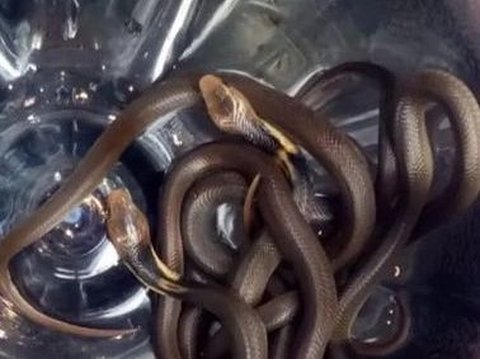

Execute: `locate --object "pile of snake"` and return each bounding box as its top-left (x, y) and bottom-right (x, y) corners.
top-left (0, 62), bottom-right (479, 359)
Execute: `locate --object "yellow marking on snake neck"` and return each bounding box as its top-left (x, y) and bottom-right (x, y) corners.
top-left (106, 189), bottom-right (181, 283)
top-left (276, 148), bottom-right (297, 181)
top-left (149, 245), bottom-right (182, 282)
top-left (124, 259), bottom-right (187, 296)
top-left (200, 74), bottom-right (300, 155)
top-left (260, 118), bottom-right (299, 155)
top-left (200, 74), bottom-right (299, 187)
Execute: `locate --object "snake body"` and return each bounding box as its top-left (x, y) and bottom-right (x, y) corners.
top-left (0, 63), bottom-right (478, 359)
top-left (200, 74), bottom-right (376, 271)
top-left (196, 68), bottom-right (480, 354)
top-left (178, 307), bottom-right (203, 359)
top-left (154, 141), bottom-right (336, 358)
top-left (333, 70), bottom-right (480, 348)
top-left (182, 172), bottom-right (249, 278)
top-left (180, 170), bottom-right (299, 358)
top-left (0, 77), bottom-right (202, 337)
top-left (107, 188), bottom-right (267, 359)
top-left (0, 73), bottom-right (340, 355)
top-left (411, 71), bottom-right (480, 236)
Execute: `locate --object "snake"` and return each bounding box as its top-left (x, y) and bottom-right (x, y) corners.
top-left (151, 139), bottom-right (337, 358)
top-left (1, 70), bottom-right (363, 356)
top-left (106, 188), bottom-right (267, 359)
top-left (293, 66), bottom-right (480, 348)
top-left (296, 62), bottom-right (399, 215)
top-left (0, 64), bottom-right (477, 358)
top-left (0, 76), bottom-right (204, 337)
top-left (197, 68), bottom-right (480, 354)
top-left (200, 74), bottom-right (376, 272)
top-left (178, 171), bottom-right (302, 358)
top-left (181, 171), bottom-right (250, 279)
top-left (332, 69), bottom-right (480, 349)
top-left (155, 171), bottom-right (275, 359)
top-left (168, 64), bottom-right (396, 358)
top-left (149, 69), bottom-right (385, 357)
top-left (0, 73), bottom-right (344, 357)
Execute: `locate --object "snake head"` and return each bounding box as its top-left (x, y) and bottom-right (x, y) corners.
top-left (105, 189), bottom-right (151, 259)
top-left (199, 75), bottom-right (299, 156)
top-left (199, 74), bottom-right (259, 135)
top-left (106, 189), bottom-right (181, 282)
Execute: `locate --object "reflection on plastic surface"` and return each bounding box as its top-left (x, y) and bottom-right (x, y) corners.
top-left (0, 0), bottom-right (476, 358)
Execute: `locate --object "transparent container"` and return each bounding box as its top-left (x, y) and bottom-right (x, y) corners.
top-left (0, 1), bottom-right (478, 358)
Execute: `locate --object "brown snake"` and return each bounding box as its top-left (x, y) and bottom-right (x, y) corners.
top-left (0, 64), bottom-right (477, 358)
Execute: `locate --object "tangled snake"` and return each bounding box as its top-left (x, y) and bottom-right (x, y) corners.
top-left (0, 63), bottom-right (478, 358)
